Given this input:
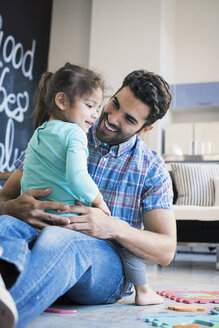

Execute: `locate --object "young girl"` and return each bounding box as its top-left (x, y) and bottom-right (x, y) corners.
top-left (20, 63), bottom-right (160, 307)
top-left (21, 63), bottom-right (109, 217)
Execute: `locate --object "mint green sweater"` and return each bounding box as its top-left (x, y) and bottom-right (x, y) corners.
top-left (21, 120), bottom-right (99, 216)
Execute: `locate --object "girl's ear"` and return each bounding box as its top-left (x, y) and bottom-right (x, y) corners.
top-left (55, 92), bottom-right (69, 110)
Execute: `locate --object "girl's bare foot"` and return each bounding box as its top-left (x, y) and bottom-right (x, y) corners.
top-left (135, 284), bottom-right (164, 306)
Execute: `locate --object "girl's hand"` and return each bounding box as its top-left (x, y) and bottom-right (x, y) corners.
top-left (92, 192), bottom-right (110, 215)
top-left (93, 199), bottom-right (111, 216)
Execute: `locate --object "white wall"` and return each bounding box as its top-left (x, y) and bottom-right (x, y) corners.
top-left (48, 0), bottom-right (92, 71)
top-left (161, 0), bottom-right (219, 150)
top-left (89, 0), bottom-right (162, 94)
top-left (48, 0), bottom-right (219, 85)
top-left (89, 0), bottom-right (168, 152)
top-left (160, 0), bottom-right (176, 84)
top-left (47, 0), bottom-right (219, 153)
top-left (174, 0), bottom-right (219, 84)
top-left (170, 0), bottom-right (219, 127)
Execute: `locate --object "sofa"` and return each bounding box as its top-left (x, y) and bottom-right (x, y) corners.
top-left (167, 161), bottom-right (219, 270)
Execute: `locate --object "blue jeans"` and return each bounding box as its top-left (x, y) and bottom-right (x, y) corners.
top-left (0, 215), bottom-right (126, 327)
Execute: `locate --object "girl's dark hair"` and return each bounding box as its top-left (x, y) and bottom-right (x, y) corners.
top-left (118, 70), bottom-right (172, 126)
top-left (33, 63), bottom-right (104, 129)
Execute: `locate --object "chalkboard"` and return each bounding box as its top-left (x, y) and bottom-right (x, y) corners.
top-left (0, 0), bottom-right (52, 172)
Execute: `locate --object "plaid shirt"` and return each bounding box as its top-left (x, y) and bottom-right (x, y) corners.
top-left (15, 121), bottom-right (173, 229)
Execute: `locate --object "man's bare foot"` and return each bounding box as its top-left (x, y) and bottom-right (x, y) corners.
top-left (135, 284), bottom-right (164, 306)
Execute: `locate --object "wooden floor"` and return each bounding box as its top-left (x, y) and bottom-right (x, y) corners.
top-left (26, 248), bottom-right (219, 328)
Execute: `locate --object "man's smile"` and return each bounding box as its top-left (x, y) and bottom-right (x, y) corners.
top-left (104, 118), bottom-right (117, 133)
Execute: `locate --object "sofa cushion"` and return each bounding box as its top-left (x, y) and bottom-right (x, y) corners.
top-left (213, 177), bottom-right (219, 206)
top-left (173, 205), bottom-right (219, 221)
top-left (171, 163), bottom-right (219, 206)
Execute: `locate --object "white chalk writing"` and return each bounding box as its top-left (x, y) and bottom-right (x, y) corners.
top-left (0, 14), bottom-right (36, 80)
top-left (0, 62), bottom-right (29, 122)
top-left (0, 119), bottom-right (19, 172)
top-left (0, 13), bottom-right (36, 172)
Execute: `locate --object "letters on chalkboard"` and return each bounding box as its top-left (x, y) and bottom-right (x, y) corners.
top-left (0, 0), bottom-right (52, 173)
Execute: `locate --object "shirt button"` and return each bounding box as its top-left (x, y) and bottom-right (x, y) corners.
top-left (103, 157), bottom-right (107, 162)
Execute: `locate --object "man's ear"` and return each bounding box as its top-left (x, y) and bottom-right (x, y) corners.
top-left (137, 125), bottom-right (153, 137)
top-left (55, 92), bottom-right (69, 110)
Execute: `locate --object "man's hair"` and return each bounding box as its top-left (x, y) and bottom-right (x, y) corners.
top-left (119, 70), bottom-right (172, 126)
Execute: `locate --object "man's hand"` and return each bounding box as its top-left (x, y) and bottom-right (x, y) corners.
top-left (61, 202), bottom-right (120, 239)
top-left (5, 188), bottom-right (71, 231)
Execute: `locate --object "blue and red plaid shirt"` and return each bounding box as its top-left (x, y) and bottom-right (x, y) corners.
top-left (14, 121), bottom-right (173, 229)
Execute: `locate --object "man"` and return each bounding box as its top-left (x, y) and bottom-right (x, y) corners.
top-left (0, 70), bottom-right (176, 328)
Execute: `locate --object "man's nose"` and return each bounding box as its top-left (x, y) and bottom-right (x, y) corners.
top-left (108, 111), bottom-right (121, 127)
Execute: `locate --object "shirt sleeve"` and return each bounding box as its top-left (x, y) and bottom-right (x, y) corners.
top-left (142, 159), bottom-right (173, 213)
top-left (65, 127), bottom-right (99, 203)
top-left (14, 152), bottom-right (25, 171)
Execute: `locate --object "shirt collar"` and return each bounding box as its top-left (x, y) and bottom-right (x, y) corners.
top-left (88, 120), bottom-right (137, 157)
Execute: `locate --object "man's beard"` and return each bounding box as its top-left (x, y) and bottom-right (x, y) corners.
top-left (96, 112), bottom-right (136, 146)
top-left (96, 112), bottom-right (120, 145)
